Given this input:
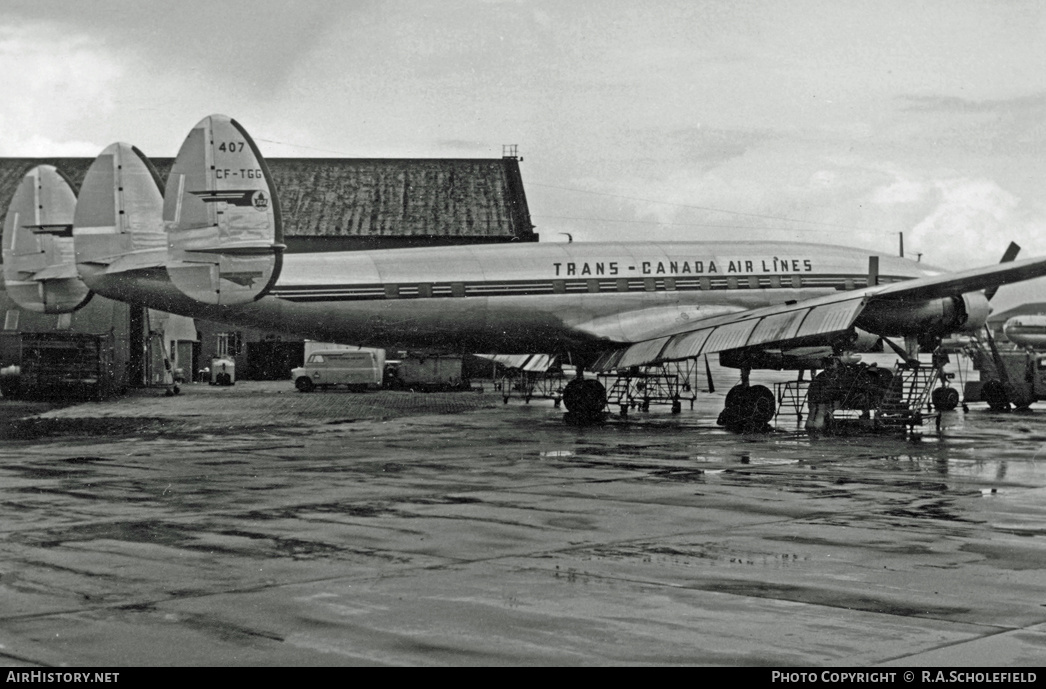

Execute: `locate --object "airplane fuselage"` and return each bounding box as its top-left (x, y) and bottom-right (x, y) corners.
top-left (82, 240), bottom-right (935, 357)
top-left (1003, 315), bottom-right (1046, 349)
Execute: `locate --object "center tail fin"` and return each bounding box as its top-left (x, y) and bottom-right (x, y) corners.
top-left (73, 142), bottom-right (166, 285)
top-left (2, 165), bottom-right (92, 313)
top-left (163, 114), bottom-right (284, 306)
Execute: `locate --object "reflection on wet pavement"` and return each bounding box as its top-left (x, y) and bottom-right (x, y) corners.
top-left (0, 382), bottom-right (1044, 665)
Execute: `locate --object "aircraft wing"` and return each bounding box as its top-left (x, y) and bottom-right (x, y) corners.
top-left (870, 257), bottom-right (1046, 301)
top-left (591, 256), bottom-right (1046, 371)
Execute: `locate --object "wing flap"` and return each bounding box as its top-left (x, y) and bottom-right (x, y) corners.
top-left (593, 296), bottom-right (867, 371)
top-left (617, 336), bottom-right (671, 369)
top-left (590, 255), bottom-right (1046, 372)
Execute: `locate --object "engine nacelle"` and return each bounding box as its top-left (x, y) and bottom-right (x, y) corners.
top-left (855, 292), bottom-right (990, 336)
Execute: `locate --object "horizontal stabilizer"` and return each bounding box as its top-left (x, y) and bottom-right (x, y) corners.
top-left (2, 165), bottom-right (92, 313)
top-left (31, 263), bottom-right (81, 280)
top-left (25, 223), bottom-right (73, 236)
top-left (182, 243), bottom-right (287, 256)
top-left (163, 114), bottom-right (283, 306)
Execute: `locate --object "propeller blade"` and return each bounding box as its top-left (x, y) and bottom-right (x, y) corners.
top-left (985, 242), bottom-right (1021, 301)
top-left (704, 355), bottom-right (715, 394)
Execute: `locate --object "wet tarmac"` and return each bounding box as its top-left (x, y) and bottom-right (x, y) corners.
top-left (1, 380), bottom-right (1045, 666)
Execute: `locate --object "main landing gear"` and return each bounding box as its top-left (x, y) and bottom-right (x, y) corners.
top-left (562, 376), bottom-right (607, 426)
top-left (717, 383), bottom-right (776, 433)
top-left (716, 368), bottom-right (776, 433)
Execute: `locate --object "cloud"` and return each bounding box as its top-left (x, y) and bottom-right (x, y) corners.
top-left (899, 92), bottom-right (1046, 114)
top-left (0, 22), bottom-right (121, 155)
top-left (906, 177), bottom-right (1034, 267)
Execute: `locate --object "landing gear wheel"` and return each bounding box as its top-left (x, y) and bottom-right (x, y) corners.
top-left (563, 378), bottom-right (607, 425)
top-left (718, 384), bottom-right (776, 433)
top-left (747, 385), bottom-right (776, 426)
top-left (982, 379), bottom-right (1010, 411)
top-left (295, 376), bottom-right (315, 393)
top-left (931, 386), bottom-right (959, 411)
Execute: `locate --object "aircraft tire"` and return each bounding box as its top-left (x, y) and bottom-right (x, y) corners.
top-left (747, 385), bottom-right (776, 425)
top-left (562, 378), bottom-right (606, 424)
top-left (719, 385), bottom-right (775, 432)
top-left (718, 385), bottom-right (747, 428)
top-left (578, 379), bottom-right (607, 417)
top-left (295, 376), bottom-right (315, 393)
top-left (562, 379), bottom-right (583, 412)
top-left (931, 386), bottom-right (959, 411)
top-left (982, 380), bottom-right (1010, 411)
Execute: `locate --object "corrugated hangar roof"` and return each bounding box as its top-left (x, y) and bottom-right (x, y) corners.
top-left (0, 156), bottom-right (535, 241)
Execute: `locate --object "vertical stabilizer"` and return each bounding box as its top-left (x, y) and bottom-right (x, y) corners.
top-left (2, 165), bottom-right (92, 313)
top-left (73, 143), bottom-right (165, 285)
top-left (163, 114), bottom-right (284, 305)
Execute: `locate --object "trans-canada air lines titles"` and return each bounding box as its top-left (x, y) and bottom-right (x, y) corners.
top-left (552, 257), bottom-right (815, 277)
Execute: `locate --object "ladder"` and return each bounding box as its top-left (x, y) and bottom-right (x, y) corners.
top-left (873, 363), bottom-right (941, 432)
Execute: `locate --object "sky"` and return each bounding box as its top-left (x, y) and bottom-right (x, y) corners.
top-left (3, 0), bottom-right (1046, 310)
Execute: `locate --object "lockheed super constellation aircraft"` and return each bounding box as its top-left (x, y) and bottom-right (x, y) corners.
top-left (1002, 314), bottom-right (1046, 349)
top-left (5, 114), bottom-right (1046, 430)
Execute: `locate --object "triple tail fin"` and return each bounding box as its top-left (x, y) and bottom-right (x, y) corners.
top-left (73, 142), bottom-right (166, 287)
top-left (163, 114), bottom-right (284, 306)
top-left (2, 165), bottom-right (92, 313)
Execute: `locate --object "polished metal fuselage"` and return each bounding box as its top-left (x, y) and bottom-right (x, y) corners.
top-left (83, 241), bottom-right (935, 355)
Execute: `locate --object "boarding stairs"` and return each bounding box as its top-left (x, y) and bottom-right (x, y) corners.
top-left (873, 362), bottom-right (941, 432)
top-left (599, 361), bottom-right (697, 415)
top-left (775, 360), bottom-right (942, 435)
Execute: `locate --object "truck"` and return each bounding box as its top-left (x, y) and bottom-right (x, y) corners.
top-left (292, 348), bottom-right (385, 392)
top-left (384, 353), bottom-right (469, 391)
top-left (963, 345), bottom-right (1046, 410)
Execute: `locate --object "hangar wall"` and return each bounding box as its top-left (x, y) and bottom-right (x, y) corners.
top-left (0, 156), bottom-right (536, 251)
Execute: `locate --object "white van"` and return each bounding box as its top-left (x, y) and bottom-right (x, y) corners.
top-left (292, 349), bottom-right (384, 392)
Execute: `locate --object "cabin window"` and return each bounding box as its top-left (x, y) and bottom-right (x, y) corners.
top-left (769, 275), bottom-right (781, 289)
top-left (727, 276), bottom-right (738, 290)
top-left (791, 275), bottom-right (802, 289)
top-left (664, 277), bottom-right (676, 291)
top-left (644, 278), bottom-right (656, 292)
top-left (4, 310), bottom-right (19, 330)
top-left (587, 279), bottom-right (600, 293)
top-left (451, 282), bottom-right (465, 298)
top-left (748, 276), bottom-right (760, 289)
top-left (384, 284), bottom-right (400, 299)
top-left (418, 283), bottom-right (433, 298)
top-left (616, 278), bottom-right (629, 292)
top-left (553, 280), bottom-right (566, 294)
top-left (699, 277), bottom-right (711, 291)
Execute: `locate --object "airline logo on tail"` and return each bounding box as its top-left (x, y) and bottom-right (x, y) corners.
top-left (220, 271), bottom-right (265, 287)
top-left (189, 189), bottom-right (270, 211)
